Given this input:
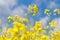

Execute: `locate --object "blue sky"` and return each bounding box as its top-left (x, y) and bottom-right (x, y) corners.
top-left (0, 0), bottom-right (60, 31)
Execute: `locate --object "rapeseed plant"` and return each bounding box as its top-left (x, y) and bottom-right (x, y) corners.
top-left (0, 4), bottom-right (60, 40)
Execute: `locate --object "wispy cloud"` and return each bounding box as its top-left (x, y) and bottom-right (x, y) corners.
top-left (39, 16), bottom-right (49, 26)
top-left (0, 0), bottom-right (28, 18)
top-left (28, 0), bottom-right (47, 7)
top-left (0, 0), bottom-right (28, 25)
top-left (47, 1), bottom-right (60, 9)
top-left (0, 0), bottom-right (17, 6)
top-left (0, 0), bottom-right (17, 18)
top-left (12, 5), bottom-right (28, 17)
top-left (47, 2), bottom-right (56, 8)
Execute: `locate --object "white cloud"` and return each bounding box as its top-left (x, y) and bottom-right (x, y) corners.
top-left (7, 0), bottom-right (17, 6)
top-left (39, 16), bottom-right (49, 26)
top-left (33, 0), bottom-right (47, 6)
top-left (0, 0), bottom-right (6, 5)
top-left (0, 0), bottom-right (17, 18)
top-left (12, 5), bottom-right (28, 17)
top-left (48, 2), bottom-right (56, 8)
top-left (0, 0), bottom-right (28, 18)
top-left (0, 0), bottom-right (28, 26)
top-left (47, 1), bottom-right (58, 9)
top-left (0, 0), bottom-right (17, 6)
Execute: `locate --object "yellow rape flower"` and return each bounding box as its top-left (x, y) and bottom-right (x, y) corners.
top-left (49, 30), bottom-right (54, 35)
top-left (34, 26), bottom-right (42, 32)
top-left (19, 18), bottom-right (28, 23)
top-left (5, 33), bottom-right (13, 40)
top-left (41, 30), bottom-right (46, 34)
top-left (35, 21), bottom-right (42, 26)
top-left (13, 15), bottom-right (20, 21)
top-left (58, 11), bottom-right (60, 14)
top-left (51, 37), bottom-right (55, 40)
top-left (40, 35), bottom-right (50, 40)
top-left (6, 31), bottom-right (15, 40)
top-left (32, 13), bottom-right (36, 16)
top-left (13, 21), bottom-right (21, 27)
top-left (6, 28), bottom-right (19, 40)
top-left (50, 31), bottom-right (60, 40)
top-left (22, 18), bottom-right (28, 22)
top-left (44, 26), bottom-right (49, 29)
top-left (30, 26), bottom-right (35, 31)
top-left (34, 21), bottom-right (42, 32)
top-left (7, 28), bottom-right (15, 35)
top-left (34, 31), bottom-right (40, 36)
top-left (7, 28), bottom-right (13, 33)
top-left (35, 38), bottom-right (40, 40)
top-left (8, 16), bottom-right (12, 19)
top-left (13, 21), bottom-right (26, 33)
top-left (54, 8), bottom-right (59, 13)
top-left (8, 16), bottom-right (14, 23)
top-left (49, 21), bottom-right (56, 28)
top-left (20, 34), bottom-right (28, 40)
top-left (33, 4), bottom-right (38, 14)
top-left (57, 31), bottom-right (60, 36)
top-left (12, 37), bottom-right (18, 40)
top-left (13, 25), bottom-right (19, 32)
top-left (54, 8), bottom-right (59, 16)
top-left (55, 38), bottom-right (60, 40)
top-left (29, 32), bottom-right (35, 39)
top-left (44, 9), bottom-right (50, 14)
top-left (47, 13), bottom-right (50, 17)
top-left (28, 4), bottom-right (38, 16)
top-left (19, 26), bottom-right (26, 33)
top-left (44, 9), bottom-right (50, 17)
top-left (0, 35), bottom-right (3, 40)
top-left (28, 5), bottom-right (33, 12)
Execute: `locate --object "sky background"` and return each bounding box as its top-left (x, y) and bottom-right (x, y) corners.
top-left (0, 0), bottom-right (60, 32)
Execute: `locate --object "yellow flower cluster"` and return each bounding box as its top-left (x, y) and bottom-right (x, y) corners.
top-left (44, 9), bottom-right (50, 17)
top-left (8, 15), bottom-right (28, 23)
top-left (28, 4), bottom-right (60, 17)
top-left (28, 4), bottom-right (38, 16)
top-left (0, 4), bottom-right (60, 40)
top-left (49, 21), bottom-right (56, 28)
top-left (44, 8), bottom-right (60, 16)
top-left (54, 8), bottom-right (60, 14)
top-left (0, 15), bottom-right (59, 40)
top-left (50, 30), bottom-right (60, 40)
